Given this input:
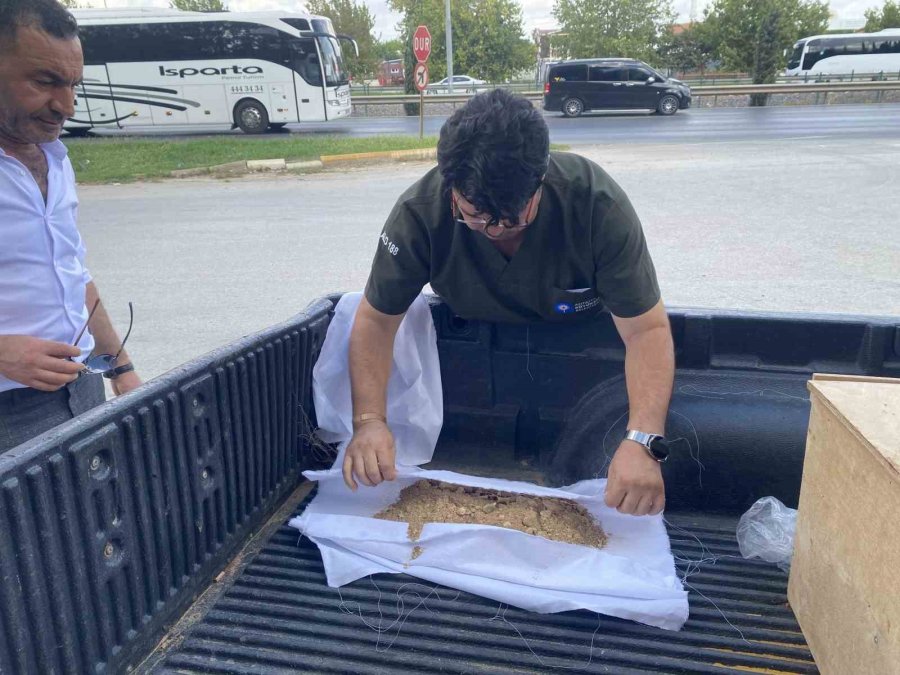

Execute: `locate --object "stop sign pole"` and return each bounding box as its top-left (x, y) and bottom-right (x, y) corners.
top-left (444, 0), bottom-right (454, 94)
top-left (412, 25), bottom-right (431, 139)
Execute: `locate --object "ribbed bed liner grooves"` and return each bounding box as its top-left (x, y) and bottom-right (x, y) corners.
top-left (155, 507), bottom-right (816, 675)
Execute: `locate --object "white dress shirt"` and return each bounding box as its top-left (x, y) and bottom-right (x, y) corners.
top-left (0, 139), bottom-right (93, 393)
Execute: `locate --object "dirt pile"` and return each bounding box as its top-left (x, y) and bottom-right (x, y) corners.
top-left (375, 479), bottom-right (607, 549)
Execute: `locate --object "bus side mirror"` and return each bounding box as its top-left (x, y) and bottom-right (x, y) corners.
top-left (337, 34), bottom-right (359, 58)
top-left (646, 77), bottom-right (655, 84)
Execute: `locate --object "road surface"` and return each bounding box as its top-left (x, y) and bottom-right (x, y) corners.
top-left (77, 135), bottom-right (900, 380)
top-left (72, 104), bottom-right (900, 146)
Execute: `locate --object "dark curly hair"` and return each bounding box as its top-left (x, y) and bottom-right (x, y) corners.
top-left (0, 0), bottom-right (78, 52)
top-left (437, 89), bottom-right (550, 224)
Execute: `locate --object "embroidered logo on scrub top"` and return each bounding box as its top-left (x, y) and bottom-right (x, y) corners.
top-left (555, 302), bottom-right (574, 314)
top-left (380, 231), bottom-right (399, 256)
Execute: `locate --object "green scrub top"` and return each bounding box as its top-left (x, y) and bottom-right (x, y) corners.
top-left (364, 152), bottom-right (660, 323)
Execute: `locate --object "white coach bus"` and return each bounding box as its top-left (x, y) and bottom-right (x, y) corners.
top-left (784, 29), bottom-right (900, 79)
top-left (66, 9), bottom-right (357, 134)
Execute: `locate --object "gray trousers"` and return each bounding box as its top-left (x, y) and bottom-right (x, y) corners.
top-left (0, 374), bottom-right (106, 454)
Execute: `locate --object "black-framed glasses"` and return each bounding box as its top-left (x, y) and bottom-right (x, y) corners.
top-left (73, 300), bottom-right (134, 376)
top-left (452, 186), bottom-right (543, 240)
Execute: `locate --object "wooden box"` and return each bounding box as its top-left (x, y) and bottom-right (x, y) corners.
top-left (788, 374), bottom-right (900, 675)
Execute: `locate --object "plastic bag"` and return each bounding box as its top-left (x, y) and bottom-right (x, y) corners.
top-left (736, 497), bottom-right (797, 572)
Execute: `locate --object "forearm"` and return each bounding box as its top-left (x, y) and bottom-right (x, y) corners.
top-left (85, 282), bottom-right (131, 363)
top-left (622, 324), bottom-right (675, 435)
top-left (349, 299), bottom-right (403, 422)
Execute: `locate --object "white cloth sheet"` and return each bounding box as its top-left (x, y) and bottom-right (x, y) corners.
top-left (292, 292), bottom-right (689, 630)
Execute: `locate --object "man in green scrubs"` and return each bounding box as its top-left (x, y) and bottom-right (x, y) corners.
top-left (345, 90), bottom-right (674, 517)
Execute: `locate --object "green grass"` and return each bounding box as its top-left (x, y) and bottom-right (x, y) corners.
top-left (64, 134), bottom-right (439, 183)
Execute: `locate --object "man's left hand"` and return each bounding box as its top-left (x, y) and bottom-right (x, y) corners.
top-left (604, 440), bottom-right (665, 516)
top-left (111, 369), bottom-right (142, 396)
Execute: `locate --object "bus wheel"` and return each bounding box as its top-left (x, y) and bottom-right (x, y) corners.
top-left (234, 100), bottom-right (269, 134)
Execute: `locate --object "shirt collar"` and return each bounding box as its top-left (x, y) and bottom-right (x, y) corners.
top-left (41, 139), bottom-right (69, 160)
top-left (0, 138), bottom-right (68, 160)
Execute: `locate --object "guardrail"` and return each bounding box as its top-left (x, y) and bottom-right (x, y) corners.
top-left (350, 80), bottom-right (900, 115)
top-left (351, 71), bottom-right (900, 96)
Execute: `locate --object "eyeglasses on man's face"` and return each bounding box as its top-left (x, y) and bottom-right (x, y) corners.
top-left (452, 186), bottom-right (543, 240)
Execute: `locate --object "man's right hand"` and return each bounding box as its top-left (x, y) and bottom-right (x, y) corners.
top-left (0, 335), bottom-right (83, 391)
top-left (342, 421), bottom-right (397, 491)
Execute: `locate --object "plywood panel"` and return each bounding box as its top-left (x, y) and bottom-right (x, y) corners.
top-left (788, 377), bottom-right (900, 675)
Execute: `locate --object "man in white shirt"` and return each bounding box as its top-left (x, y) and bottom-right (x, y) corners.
top-left (0, 0), bottom-right (142, 452)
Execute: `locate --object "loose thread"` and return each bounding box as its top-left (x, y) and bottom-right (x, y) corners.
top-left (525, 325), bottom-right (534, 382)
top-left (664, 516), bottom-right (752, 645)
top-left (337, 576), bottom-right (461, 652)
top-left (678, 384), bottom-right (809, 404)
top-left (489, 603), bottom-right (604, 670)
top-left (668, 409), bottom-right (705, 489)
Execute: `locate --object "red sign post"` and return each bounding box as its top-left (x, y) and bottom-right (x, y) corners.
top-left (413, 25), bottom-right (432, 63)
top-left (413, 63), bottom-right (429, 92)
top-left (412, 25), bottom-right (432, 139)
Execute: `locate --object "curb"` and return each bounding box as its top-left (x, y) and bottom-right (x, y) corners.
top-left (319, 147), bottom-right (437, 165)
top-left (168, 146), bottom-right (434, 179)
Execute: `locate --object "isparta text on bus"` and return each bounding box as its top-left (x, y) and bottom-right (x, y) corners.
top-left (157, 65), bottom-right (264, 78)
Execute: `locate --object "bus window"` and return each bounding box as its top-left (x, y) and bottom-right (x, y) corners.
top-left (316, 35), bottom-right (348, 86)
top-left (787, 42), bottom-right (804, 70)
top-left (280, 17), bottom-right (311, 31)
top-left (288, 38), bottom-right (322, 86)
top-left (220, 22), bottom-right (285, 62)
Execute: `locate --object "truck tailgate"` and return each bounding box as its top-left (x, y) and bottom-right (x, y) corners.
top-left (152, 497), bottom-right (816, 674)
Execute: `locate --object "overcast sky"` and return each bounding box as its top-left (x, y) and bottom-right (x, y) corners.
top-left (79, 0), bottom-right (879, 40)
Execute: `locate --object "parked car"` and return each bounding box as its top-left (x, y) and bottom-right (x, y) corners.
top-left (544, 58), bottom-right (692, 116)
top-left (428, 74), bottom-right (486, 94)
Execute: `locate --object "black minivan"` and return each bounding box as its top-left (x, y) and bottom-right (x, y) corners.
top-left (544, 58), bottom-right (692, 117)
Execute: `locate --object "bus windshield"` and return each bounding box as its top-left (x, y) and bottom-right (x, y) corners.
top-left (787, 42), bottom-right (804, 70)
top-left (317, 36), bottom-right (349, 86)
top-left (310, 18), bottom-right (349, 86)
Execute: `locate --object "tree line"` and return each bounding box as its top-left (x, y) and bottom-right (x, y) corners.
top-left (63, 0), bottom-right (900, 105)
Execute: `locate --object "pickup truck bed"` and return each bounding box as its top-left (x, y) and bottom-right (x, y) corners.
top-left (2, 296), bottom-right (896, 674)
top-left (151, 501), bottom-right (815, 674)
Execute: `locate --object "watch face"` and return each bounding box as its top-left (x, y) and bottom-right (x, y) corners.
top-left (649, 437), bottom-right (670, 462)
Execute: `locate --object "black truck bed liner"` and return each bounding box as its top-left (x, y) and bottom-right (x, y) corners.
top-left (6, 299), bottom-right (895, 674)
top-left (153, 499), bottom-right (816, 674)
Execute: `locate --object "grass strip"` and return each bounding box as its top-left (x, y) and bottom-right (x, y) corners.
top-left (65, 134), bottom-right (439, 183)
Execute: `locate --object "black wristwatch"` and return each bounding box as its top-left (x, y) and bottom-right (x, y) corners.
top-left (625, 430), bottom-right (670, 462)
top-left (103, 362), bottom-right (135, 380)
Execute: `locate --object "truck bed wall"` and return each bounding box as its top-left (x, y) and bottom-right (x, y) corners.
top-left (430, 302), bottom-right (899, 513)
top-left (0, 295), bottom-right (897, 673)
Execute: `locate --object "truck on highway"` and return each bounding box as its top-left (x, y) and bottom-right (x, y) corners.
top-left (1, 295), bottom-right (896, 673)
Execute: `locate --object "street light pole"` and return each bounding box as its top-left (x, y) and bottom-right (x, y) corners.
top-left (445, 0), bottom-right (454, 94)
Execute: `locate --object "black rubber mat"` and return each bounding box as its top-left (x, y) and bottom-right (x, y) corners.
top-left (154, 502), bottom-right (815, 674)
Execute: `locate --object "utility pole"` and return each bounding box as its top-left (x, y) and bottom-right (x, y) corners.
top-left (445, 0), bottom-right (454, 93)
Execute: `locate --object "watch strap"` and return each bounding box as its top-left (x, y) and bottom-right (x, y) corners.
top-left (625, 429), bottom-right (661, 447)
top-left (103, 362), bottom-right (135, 380)
top-left (625, 429), bottom-right (668, 462)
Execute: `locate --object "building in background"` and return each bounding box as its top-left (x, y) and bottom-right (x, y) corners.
top-left (377, 59), bottom-right (404, 86)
